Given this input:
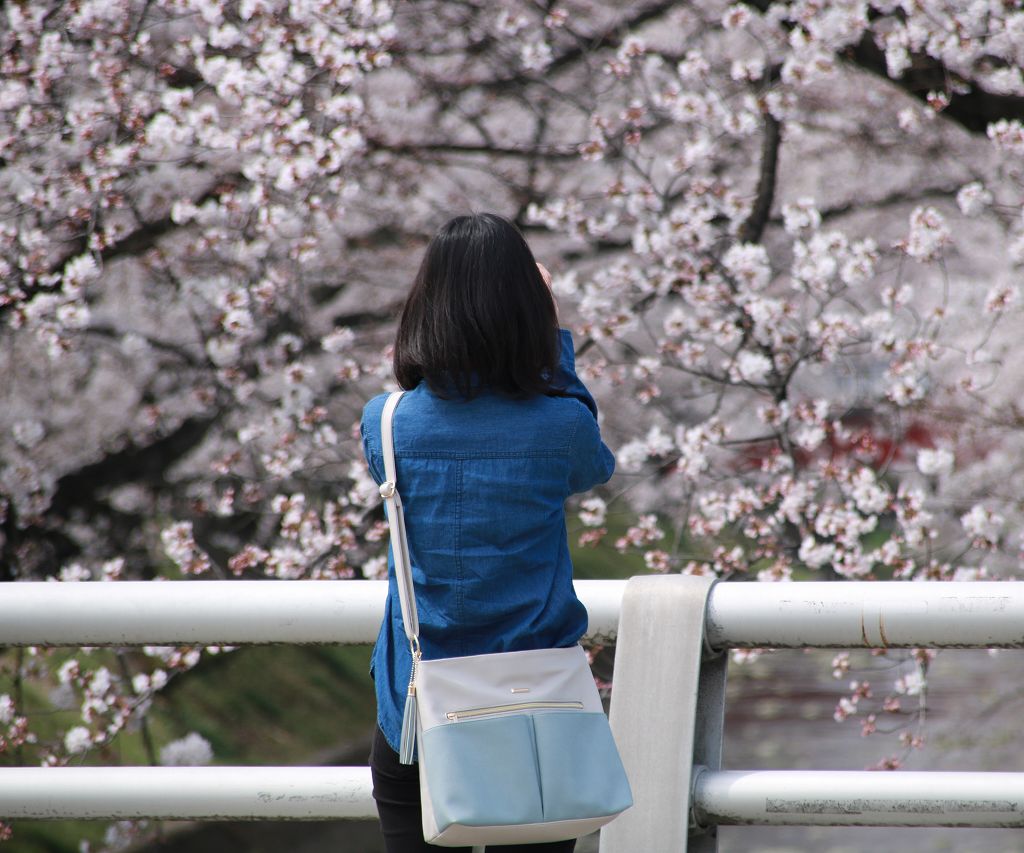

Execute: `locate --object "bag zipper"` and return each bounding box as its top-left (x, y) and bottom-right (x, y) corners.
top-left (445, 700), bottom-right (584, 721)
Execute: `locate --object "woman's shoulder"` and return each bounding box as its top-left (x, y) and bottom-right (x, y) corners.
top-left (361, 391), bottom-right (391, 419)
top-left (359, 391), bottom-right (393, 447)
top-left (362, 384), bottom-right (587, 456)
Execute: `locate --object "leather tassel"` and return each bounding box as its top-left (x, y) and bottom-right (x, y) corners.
top-left (398, 689), bottom-right (417, 765)
top-left (399, 649), bottom-right (421, 765)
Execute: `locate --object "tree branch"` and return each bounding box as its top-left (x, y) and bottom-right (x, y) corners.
top-left (1, 414), bottom-right (219, 579)
top-left (740, 1), bottom-right (1024, 135)
top-left (395, 0), bottom-right (678, 95)
top-left (845, 36), bottom-right (1024, 134)
top-left (1, 173), bottom-right (247, 329)
top-left (738, 111), bottom-right (782, 243)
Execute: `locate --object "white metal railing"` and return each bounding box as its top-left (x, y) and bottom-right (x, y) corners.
top-left (0, 766), bottom-right (374, 820)
top-left (0, 579), bottom-right (621, 646)
top-left (691, 769), bottom-right (1024, 828)
top-left (2, 579), bottom-right (1024, 852)
top-left (4, 579), bottom-right (1024, 648)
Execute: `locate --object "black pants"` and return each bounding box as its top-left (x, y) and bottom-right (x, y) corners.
top-left (369, 725), bottom-right (577, 853)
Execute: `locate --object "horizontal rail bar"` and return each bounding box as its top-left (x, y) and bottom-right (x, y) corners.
top-left (0, 580), bottom-right (623, 647)
top-left (7, 765), bottom-right (1024, 828)
top-left (2, 579), bottom-right (1023, 649)
top-left (0, 767), bottom-right (376, 820)
top-left (705, 582), bottom-right (1024, 649)
top-left (692, 769), bottom-right (1024, 827)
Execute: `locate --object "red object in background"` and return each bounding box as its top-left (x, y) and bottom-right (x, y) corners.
top-left (728, 411), bottom-right (941, 475)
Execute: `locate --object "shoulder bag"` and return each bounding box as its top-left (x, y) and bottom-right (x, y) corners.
top-left (378, 390), bottom-right (633, 846)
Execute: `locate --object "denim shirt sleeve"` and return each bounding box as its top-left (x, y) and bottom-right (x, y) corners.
top-left (553, 328), bottom-right (599, 418)
top-left (359, 394), bottom-right (387, 485)
top-left (556, 328), bottom-right (616, 494)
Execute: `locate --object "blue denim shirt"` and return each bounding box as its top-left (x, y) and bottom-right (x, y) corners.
top-left (360, 329), bottom-right (615, 752)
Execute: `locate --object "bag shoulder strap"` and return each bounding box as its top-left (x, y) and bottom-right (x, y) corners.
top-left (379, 391), bottom-right (420, 647)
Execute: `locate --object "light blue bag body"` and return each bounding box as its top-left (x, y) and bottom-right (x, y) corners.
top-left (379, 391), bottom-right (633, 846)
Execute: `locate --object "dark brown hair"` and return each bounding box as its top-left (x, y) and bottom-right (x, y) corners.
top-left (393, 213), bottom-right (561, 399)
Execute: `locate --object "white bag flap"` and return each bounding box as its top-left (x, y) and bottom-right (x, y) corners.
top-left (416, 644), bottom-right (603, 731)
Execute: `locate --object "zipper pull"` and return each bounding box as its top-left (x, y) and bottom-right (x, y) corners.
top-left (398, 646), bottom-right (421, 765)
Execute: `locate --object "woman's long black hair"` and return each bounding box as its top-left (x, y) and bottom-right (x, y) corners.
top-left (393, 213), bottom-right (562, 399)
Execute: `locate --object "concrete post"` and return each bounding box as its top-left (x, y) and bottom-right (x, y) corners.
top-left (599, 574), bottom-right (717, 853)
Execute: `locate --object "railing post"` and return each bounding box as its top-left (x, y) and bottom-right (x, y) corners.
top-left (599, 575), bottom-right (716, 853)
top-left (688, 644), bottom-right (727, 852)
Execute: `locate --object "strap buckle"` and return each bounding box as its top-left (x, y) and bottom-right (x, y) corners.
top-left (379, 481), bottom-right (396, 498)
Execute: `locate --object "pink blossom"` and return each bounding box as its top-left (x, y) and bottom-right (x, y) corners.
top-left (900, 206), bottom-right (950, 262)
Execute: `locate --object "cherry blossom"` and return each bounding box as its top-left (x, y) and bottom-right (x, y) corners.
top-left (4, 5), bottom-right (1024, 842)
top-left (916, 448), bottom-right (954, 477)
top-left (158, 732), bottom-right (214, 766)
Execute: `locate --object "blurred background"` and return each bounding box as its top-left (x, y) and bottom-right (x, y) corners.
top-left (2, 0), bottom-right (1024, 850)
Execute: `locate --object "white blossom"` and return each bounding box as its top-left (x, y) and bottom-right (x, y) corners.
top-left (159, 732), bottom-right (213, 766)
top-left (58, 659), bottom-right (80, 686)
top-left (551, 270), bottom-right (579, 297)
top-left (961, 504), bottom-right (1003, 545)
top-left (721, 4), bottom-right (752, 29)
top-left (0, 694), bottom-right (14, 725)
top-left (676, 49), bottom-right (709, 82)
top-left (732, 350), bottom-right (772, 383)
top-left (161, 521), bottom-right (211, 575)
top-left (362, 555), bottom-right (388, 580)
top-left (1009, 233), bottom-right (1024, 266)
top-left (674, 420), bottom-right (724, 480)
top-left (321, 326), bottom-right (355, 353)
top-left (849, 468), bottom-right (889, 515)
top-left (893, 670), bottom-right (925, 696)
top-left (100, 558), bottom-right (124, 581)
top-left (64, 726), bottom-right (92, 754)
top-left (206, 336), bottom-right (242, 367)
top-left (730, 57), bottom-right (764, 82)
top-left (792, 233), bottom-right (840, 289)
top-left (222, 307), bottom-right (255, 338)
top-left (662, 306), bottom-right (689, 337)
top-left (902, 206), bottom-right (950, 261)
top-left (887, 372), bottom-right (927, 406)
top-left (798, 536), bottom-right (835, 569)
top-left (917, 448), bottom-right (954, 477)
top-left (59, 562), bottom-right (91, 582)
top-left (984, 282), bottom-right (1019, 315)
top-left (723, 242), bottom-right (771, 291)
top-left (56, 301), bottom-right (90, 329)
top-left (520, 40), bottom-right (553, 72)
top-left (987, 119), bottom-right (1024, 156)
top-left (495, 9), bottom-right (529, 36)
top-left (794, 425), bottom-right (825, 451)
top-left (615, 425), bottom-right (673, 472)
top-left (781, 197), bottom-right (821, 235)
top-left (62, 254), bottom-right (100, 294)
top-left (956, 182), bottom-right (992, 217)
top-left (579, 497), bottom-right (607, 527)
top-left (12, 419), bottom-right (45, 449)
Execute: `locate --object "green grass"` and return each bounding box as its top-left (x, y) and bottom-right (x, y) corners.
top-left (5, 643), bottom-right (377, 852)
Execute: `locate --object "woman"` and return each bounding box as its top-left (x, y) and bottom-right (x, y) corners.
top-left (360, 212), bottom-right (615, 852)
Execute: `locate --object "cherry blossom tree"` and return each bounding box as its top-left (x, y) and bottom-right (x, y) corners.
top-left (2, 0), bottom-right (1024, 848)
